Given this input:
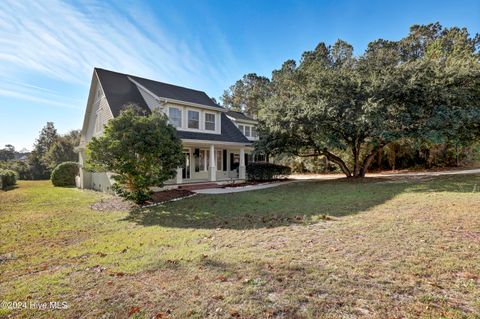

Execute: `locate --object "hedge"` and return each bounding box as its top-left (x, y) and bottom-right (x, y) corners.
top-left (51, 162), bottom-right (79, 187)
top-left (246, 162), bottom-right (291, 181)
top-left (0, 169), bottom-right (17, 190)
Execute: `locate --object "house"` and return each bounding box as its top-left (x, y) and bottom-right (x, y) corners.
top-left (77, 68), bottom-right (257, 192)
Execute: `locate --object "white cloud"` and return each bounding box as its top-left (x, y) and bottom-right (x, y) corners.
top-left (0, 0), bottom-right (238, 107)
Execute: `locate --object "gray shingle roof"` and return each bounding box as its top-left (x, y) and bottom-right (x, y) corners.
top-left (226, 110), bottom-right (257, 122)
top-left (129, 75), bottom-right (221, 108)
top-left (94, 68), bottom-right (251, 145)
top-left (95, 68), bottom-right (150, 117)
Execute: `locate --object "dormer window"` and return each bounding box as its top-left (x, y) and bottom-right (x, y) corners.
top-left (188, 110), bottom-right (200, 129)
top-left (169, 107), bottom-right (182, 128)
top-left (252, 126), bottom-right (258, 138)
top-left (205, 113), bottom-right (215, 131)
top-left (244, 126), bottom-right (251, 137)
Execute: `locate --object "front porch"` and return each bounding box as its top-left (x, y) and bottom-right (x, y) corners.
top-left (169, 142), bottom-right (253, 185)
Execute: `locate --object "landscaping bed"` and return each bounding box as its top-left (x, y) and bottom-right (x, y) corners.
top-left (147, 189), bottom-right (194, 204)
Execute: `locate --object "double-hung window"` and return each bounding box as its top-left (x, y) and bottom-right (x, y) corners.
top-left (252, 126), bottom-right (258, 138)
top-left (216, 150), bottom-right (222, 170)
top-left (205, 113), bottom-right (215, 131)
top-left (169, 107), bottom-right (182, 128)
top-left (244, 126), bottom-right (251, 137)
top-left (188, 110), bottom-right (200, 129)
top-left (238, 125), bottom-right (244, 134)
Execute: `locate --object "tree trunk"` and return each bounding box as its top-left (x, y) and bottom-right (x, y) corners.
top-left (455, 142), bottom-right (459, 167)
top-left (377, 146), bottom-right (383, 170)
top-left (352, 142), bottom-right (361, 177)
top-left (321, 148), bottom-right (352, 178)
top-left (359, 144), bottom-right (385, 178)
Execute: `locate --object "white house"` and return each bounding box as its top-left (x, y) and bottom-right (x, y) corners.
top-left (77, 68), bottom-right (257, 192)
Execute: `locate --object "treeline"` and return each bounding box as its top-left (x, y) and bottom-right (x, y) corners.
top-left (0, 123), bottom-right (80, 180)
top-left (221, 23), bottom-right (480, 175)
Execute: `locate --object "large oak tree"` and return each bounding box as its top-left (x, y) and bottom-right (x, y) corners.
top-left (259, 23), bottom-right (480, 177)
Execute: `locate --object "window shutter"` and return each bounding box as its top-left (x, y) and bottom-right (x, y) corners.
top-left (223, 150), bottom-right (227, 171)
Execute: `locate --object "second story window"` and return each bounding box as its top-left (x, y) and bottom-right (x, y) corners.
top-left (238, 125), bottom-right (244, 134)
top-left (252, 126), bottom-right (258, 138)
top-left (188, 110), bottom-right (199, 129)
top-left (169, 107), bottom-right (182, 128)
top-left (205, 113), bottom-right (215, 131)
top-left (244, 126), bottom-right (251, 137)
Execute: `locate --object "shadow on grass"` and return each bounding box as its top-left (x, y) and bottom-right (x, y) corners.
top-left (1, 185), bottom-right (18, 192)
top-left (124, 174), bottom-right (479, 230)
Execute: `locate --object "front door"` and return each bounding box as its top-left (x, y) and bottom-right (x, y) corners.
top-left (182, 152), bottom-right (190, 179)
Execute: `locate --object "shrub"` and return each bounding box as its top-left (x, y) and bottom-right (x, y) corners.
top-left (246, 162), bottom-right (291, 181)
top-left (0, 160), bottom-right (31, 179)
top-left (51, 162), bottom-right (79, 187)
top-left (86, 106), bottom-right (183, 204)
top-left (0, 169), bottom-right (17, 190)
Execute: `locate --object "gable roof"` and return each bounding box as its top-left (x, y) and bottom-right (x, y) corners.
top-left (95, 68), bottom-right (221, 113)
top-left (93, 68), bottom-right (250, 145)
top-left (128, 75), bottom-right (221, 108)
top-left (95, 68), bottom-right (151, 117)
top-left (226, 110), bottom-right (257, 122)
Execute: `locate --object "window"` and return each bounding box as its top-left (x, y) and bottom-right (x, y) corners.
top-left (168, 107), bottom-right (182, 128)
top-left (244, 126), bottom-right (251, 137)
top-left (252, 126), bottom-right (258, 138)
top-left (205, 113), bottom-right (216, 131)
top-left (95, 106), bottom-right (103, 133)
top-left (216, 150), bottom-right (222, 170)
top-left (199, 150), bottom-right (205, 171)
top-left (238, 125), bottom-right (244, 134)
top-left (188, 110), bottom-right (199, 129)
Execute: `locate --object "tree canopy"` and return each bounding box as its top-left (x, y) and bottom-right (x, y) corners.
top-left (258, 23), bottom-right (480, 177)
top-left (221, 73), bottom-right (271, 118)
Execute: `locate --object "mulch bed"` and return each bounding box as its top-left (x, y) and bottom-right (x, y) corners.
top-left (146, 189), bottom-right (194, 205)
top-left (90, 189), bottom-right (194, 211)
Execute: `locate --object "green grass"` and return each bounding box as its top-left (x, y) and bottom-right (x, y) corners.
top-left (1, 175), bottom-right (479, 318)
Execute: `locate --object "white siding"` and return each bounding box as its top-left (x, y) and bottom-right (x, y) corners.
top-left (137, 86), bottom-right (164, 112)
top-left (85, 84), bottom-right (113, 141)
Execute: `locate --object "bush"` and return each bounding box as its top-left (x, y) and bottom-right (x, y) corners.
top-left (0, 169), bottom-right (17, 189)
top-left (246, 162), bottom-right (291, 181)
top-left (0, 160), bottom-right (31, 179)
top-left (51, 162), bottom-right (79, 187)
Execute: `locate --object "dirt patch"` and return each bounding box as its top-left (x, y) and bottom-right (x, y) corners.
top-left (147, 189), bottom-right (194, 204)
top-left (90, 189), bottom-right (194, 211)
top-left (90, 197), bottom-right (138, 211)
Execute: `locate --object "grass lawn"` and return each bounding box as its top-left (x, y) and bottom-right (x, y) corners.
top-left (1, 175), bottom-right (479, 318)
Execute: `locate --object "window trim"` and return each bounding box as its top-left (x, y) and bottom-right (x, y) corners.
top-left (187, 110), bottom-right (200, 129)
top-left (204, 112), bottom-right (216, 131)
top-left (244, 125), bottom-right (251, 137)
top-left (168, 106), bottom-right (182, 128)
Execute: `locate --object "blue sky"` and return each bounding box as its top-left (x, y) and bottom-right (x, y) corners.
top-left (1, 0), bottom-right (479, 150)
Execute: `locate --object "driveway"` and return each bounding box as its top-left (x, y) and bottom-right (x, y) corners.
top-left (290, 168), bottom-right (480, 180)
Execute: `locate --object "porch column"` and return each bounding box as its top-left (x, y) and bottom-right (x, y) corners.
top-left (239, 147), bottom-right (246, 179)
top-left (209, 144), bottom-right (216, 181)
top-left (176, 167), bottom-right (183, 184)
